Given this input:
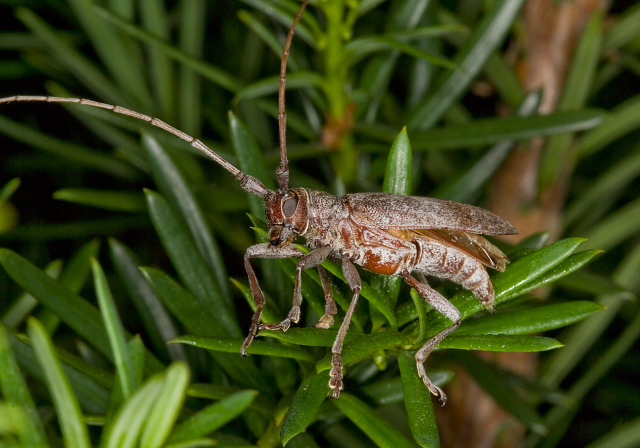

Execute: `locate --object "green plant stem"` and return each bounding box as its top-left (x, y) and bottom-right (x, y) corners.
top-left (320, 1), bottom-right (356, 186)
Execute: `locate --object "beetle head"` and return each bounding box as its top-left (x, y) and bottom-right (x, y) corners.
top-left (265, 188), bottom-right (310, 246)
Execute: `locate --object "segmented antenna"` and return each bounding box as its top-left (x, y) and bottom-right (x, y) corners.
top-left (0, 95), bottom-right (269, 197)
top-left (277, 0), bottom-right (309, 194)
top-left (0, 1), bottom-right (310, 198)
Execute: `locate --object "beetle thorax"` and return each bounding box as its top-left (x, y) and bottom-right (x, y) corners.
top-left (302, 190), bottom-right (347, 247)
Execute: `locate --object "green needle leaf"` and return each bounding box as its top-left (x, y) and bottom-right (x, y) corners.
top-left (316, 330), bottom-right (411, 372)
top-left (333, 393), bottom-right (417, 448)
top-left (0, 323), bottom-right (48, 447)
top-left (0, 249), bottom-right (163, 374)
top-left (140, 362), bottom-right (190, 448)
top-left (101, 371), bottom-right (164, 448)
top-left (167, 390), bottom-right (258, 444)
top-left (91, 3), bottom-right (241, 93)
top-left (141, 266), bottom-right (269, 392)
top-left (408, 0), bottom-right (525, 129)
top-left (144, 134), bottom-right (231, 301)
top-left (360, 110), bottom-right (605, 150)
top-left (398, 351), bottom-right (440, 448)
top-left (28, 317), bottom-right (91, 448)
top-left (439, 334), bottom-right (563, 352)
top-left (91, 258), bottom-right (136, 398)
top-left (171, 335), bottom-right (315, 363)
top-left (144, 189), bottom-right (240, 337)
top-left (281, 371), bottom-right (328, 445)
top-left (456, 301), bottom-right (604, 336)
top-left (53, 189), bottom-right (146, 212)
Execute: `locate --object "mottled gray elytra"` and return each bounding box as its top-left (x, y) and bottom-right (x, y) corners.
top-left (0, 0), bottom-right (517, 404)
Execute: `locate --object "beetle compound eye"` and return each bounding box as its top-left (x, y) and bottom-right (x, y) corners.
top-left (283, 194), bottom-right (298, 217)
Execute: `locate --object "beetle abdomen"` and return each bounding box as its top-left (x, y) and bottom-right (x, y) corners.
top-left (414, 237), bottom-right (495, 309)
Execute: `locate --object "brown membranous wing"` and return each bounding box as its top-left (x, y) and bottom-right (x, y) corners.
top-left (383, 228), bottom-right (509, 272)
top-left (416, 229), bottom-right (509, 271)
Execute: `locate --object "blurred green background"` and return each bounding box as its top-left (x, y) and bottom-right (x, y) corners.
top-left (1, 0), bottom-right (639, 447)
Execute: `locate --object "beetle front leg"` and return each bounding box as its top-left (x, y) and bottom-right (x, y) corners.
top-left (329, 255), bottom-right (361, 399)
top-left (241, 243), bottom-right (304, 356)
top-left (260, 246), bottom-right (332, 331)
top-left (401, 271), bottom-right (462, 405)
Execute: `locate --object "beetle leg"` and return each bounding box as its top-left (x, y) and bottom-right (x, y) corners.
top-left (329, 255), bottom-right (361, 399)
top-left (261, 246), bottom-right (332, 331)
top-left (241, 243), bottom-right (304, 356)
top-left (401, 271), bottom-right (462, 406)
top-left (314, 264), bottom-right (337, 329)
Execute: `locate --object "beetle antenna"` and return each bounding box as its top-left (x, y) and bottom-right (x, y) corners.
top-left (277, 0), bottom-right (309, 194)
top-left (0, 95), bottom-right (270, 197)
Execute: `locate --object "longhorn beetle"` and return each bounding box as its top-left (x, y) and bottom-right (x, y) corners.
top-left (0, 0), bottom-right (518, 404)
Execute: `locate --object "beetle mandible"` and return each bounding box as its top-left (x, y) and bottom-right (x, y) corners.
top-left (0, 0), bottom-right (518, 404)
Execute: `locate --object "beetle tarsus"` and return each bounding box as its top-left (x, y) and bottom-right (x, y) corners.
top-left (313, 312), bottom-right (335, 329)
top-left (432, 385), bottom-right (447, 406)
top-left (329, 353), bottom-right (344, 399)
top-left (240, 334), bottom-right (253, 357)
top-left (259, 317), bottom-right (293, 331)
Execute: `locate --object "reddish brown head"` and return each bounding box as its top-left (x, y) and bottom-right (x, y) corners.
top-left (265, 188), bottom-right (310, 246)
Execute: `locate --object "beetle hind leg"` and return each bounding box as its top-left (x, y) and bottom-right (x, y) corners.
top-left (414, 322), bottom-right (461, 405)
top-left (401, 271), bottom-right (462, 405)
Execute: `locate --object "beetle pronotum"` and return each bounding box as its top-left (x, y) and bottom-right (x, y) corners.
top-left (0, 0), bottom-right (517, 404)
